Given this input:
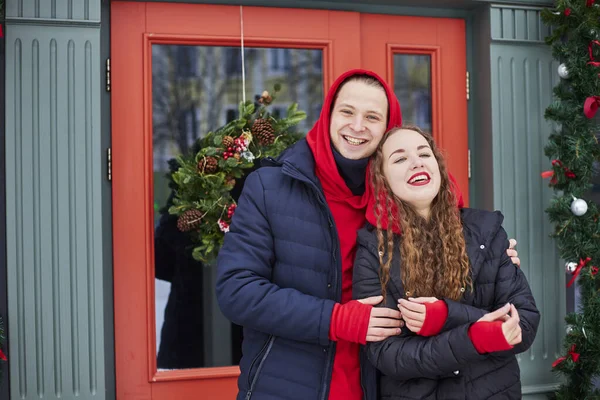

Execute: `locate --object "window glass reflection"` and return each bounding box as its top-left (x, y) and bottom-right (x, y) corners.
top-left (393, 54), bottom-right (432, 132)
top-left (152, 45), bottom-right (323, 369)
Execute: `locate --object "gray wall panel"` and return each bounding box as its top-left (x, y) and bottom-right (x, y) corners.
top-left (5, 0), bottom-right (107, 397)
top-left (491, 5), bottom-right (550, 42)
top-left (7, 0), bottom-right (100, 22)
top-left (487, 4), bottom-right (564, 397)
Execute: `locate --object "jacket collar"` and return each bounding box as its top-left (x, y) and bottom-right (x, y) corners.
top-left (263, 139), bottom-right (321, 188)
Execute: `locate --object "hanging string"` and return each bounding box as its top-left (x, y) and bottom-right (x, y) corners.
top-left (240, 5), bottom-right (246, 104)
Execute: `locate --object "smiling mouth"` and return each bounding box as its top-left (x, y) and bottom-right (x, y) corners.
top-left (408, 173), bottom-right (431, 185)
top-left (343, 135), bottom-right (367, 146)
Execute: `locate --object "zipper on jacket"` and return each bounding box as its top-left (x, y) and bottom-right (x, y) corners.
top-left (281, 162), bottom-right (342, 400)
top-left (245, 335), bottom-right (275, 400)
top-left (247, 335), bottom-right (272, 387)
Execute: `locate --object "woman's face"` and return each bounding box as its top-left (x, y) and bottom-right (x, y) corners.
top-left (381, 129), bottom-right (441, 218)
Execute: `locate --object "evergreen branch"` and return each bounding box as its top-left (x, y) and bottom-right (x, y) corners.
top-left (542, 2), bottom-right (600, 397)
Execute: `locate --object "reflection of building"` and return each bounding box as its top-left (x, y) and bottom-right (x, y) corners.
top-left (393, 54), bottom-right (432, 132)
top-left (152, 45), bottom-right (323, 173)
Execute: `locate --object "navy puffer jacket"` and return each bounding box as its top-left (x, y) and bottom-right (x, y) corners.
top-left (353, 208), bottom-right (540, 400)
top-left (216, 139), bottom-right (376, 400)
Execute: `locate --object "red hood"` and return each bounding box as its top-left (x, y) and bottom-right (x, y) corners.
top-left (306, 69), bottom-right (402, 206)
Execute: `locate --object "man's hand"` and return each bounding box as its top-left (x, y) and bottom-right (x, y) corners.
top-left (397, 297), bottom-right (438, 333)
top-left (358, 296), bottom-right (403, 342)
top-left (507, 239), bottom-right (520, 267)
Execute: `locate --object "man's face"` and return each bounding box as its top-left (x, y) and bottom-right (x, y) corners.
top-left (329, 80), bottom-right (389, 160)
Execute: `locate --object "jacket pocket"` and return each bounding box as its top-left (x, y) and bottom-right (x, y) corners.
top-left (246, 335), bottom-right (275, 399)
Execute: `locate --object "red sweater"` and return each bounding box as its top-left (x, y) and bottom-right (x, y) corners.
top-left (328, 298), bottom-right (371, 400)
top-left (306, 69), bottom-right (403, 400)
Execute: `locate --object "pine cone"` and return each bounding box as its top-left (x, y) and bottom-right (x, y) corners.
top-left (225, 176), bottom-right (236, 187)
top-left (177, 209), bottom-right (203, 232)
top-left (252, 118), bottom-right (275, 146)
top-left (198, 156), bottom-right (218, 174)
top-left (223, 136), bottom-right (235, 148)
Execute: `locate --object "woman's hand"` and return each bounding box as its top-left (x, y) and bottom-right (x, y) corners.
top-left (500, 304), bottom-right (522, 346)
top-left (397, 297), bottom-right (438, 333)
top-left (477, 303), bottom-right (522, 346)
top-left (477, 303), bottom-right (511, 323)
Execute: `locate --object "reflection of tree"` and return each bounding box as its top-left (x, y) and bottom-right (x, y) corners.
top-left (152, 46), bottom-right (230, 158)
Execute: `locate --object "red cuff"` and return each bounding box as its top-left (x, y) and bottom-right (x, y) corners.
top-left (418, 300), bottom-right (448, 336)
top-left (329, 300), bottom-right (372, 345)
top-left (468, 321), bottom-right (514, 354)
top-left (329, 303), bottom-right (341, 341)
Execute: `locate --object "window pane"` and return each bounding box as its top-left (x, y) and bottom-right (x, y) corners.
top-left (393, 54), bottom-right (432, 132)
top-left (151, 45), bottom-right (323, 370)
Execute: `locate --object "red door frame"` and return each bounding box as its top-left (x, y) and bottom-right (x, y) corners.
top-left (111, 2), bottom-right (467, 399)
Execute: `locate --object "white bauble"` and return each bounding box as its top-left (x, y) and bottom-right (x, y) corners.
top-left (558, 63), bottom-right (569, 79)
top-left (571, 198), bottom-right (588, 216)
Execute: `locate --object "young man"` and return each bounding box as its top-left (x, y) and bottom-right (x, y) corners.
top-left (216, 69), bottom-right (519, 400)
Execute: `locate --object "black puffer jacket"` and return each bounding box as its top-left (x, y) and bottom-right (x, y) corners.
top-left (353, 208), bottom-right (540, 400)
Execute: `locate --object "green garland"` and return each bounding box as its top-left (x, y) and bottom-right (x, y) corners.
top-left (542, 2), bottom-right (600, 398)
top-left (168, 86), bottom-right (306, 263)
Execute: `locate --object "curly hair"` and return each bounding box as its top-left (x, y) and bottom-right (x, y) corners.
top-left (370, 126), bottom-right (472, 301)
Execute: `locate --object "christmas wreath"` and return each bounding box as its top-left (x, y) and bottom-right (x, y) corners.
top-left (168, 85), bottom-right (307, 263)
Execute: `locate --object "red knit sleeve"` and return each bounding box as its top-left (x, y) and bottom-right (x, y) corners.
top-left (468, 321), bottom-right (514, 354)
top-left (418, 300), bottom-right (448, 337)
top-left (329, 303), bottom-right (341, 341)
top-left (328, 300), bottom-right (372, 344)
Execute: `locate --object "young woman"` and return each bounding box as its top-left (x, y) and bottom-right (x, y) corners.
top-left (353, 126), bottom-right (540, 399)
